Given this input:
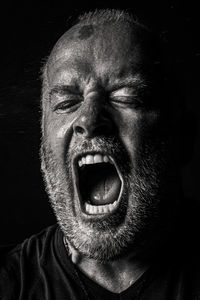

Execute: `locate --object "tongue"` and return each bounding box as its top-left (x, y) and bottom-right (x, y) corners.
top-left (90, 172), bottom-right (121, 205)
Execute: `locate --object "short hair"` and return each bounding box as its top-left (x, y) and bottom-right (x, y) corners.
top-left (77, 9), bottom-right (147, 30)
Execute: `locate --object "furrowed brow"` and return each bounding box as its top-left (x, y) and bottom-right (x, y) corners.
top-left (49, 84), bottom-right (81, 96)
top-left (109, 75), bottom-right (147, 91)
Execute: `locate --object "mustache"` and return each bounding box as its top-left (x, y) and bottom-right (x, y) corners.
top-left (68, 136), bottom-right (125, 156)
top-left (67, 136), bottom-right (131, 169)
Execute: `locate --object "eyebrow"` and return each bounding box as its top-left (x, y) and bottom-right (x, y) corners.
top-left (49, 85), bottom-right (81, 96)
top-left (109, 75), bottom-right (147, 92)
top-left (49, 75), bottom-right (146, 97)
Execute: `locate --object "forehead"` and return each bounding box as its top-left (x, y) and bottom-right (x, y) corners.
top-left (47, 22), bottom-right (156, 87)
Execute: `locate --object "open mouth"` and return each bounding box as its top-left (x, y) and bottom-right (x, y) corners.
top-left (74, 153), bottom-right (123, 215)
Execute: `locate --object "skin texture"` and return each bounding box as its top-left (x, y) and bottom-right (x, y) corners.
top-left (41, 20), bottom-right (181, 292)
top-left (77, 25), bottom-right (94, 40)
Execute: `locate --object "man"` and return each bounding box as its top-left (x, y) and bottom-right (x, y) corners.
top-left (0, 8), bottom-right (199, 300)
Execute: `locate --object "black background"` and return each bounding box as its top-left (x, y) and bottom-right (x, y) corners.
top-left (0, 1), bottom-right (199, 244)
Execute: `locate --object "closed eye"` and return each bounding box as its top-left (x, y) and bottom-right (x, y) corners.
top-left (50, 84), bottom-right (83, 114)
top-left (109, 86), bottom-right (145, 109)
top-left (110, 96), bottom-right (143, 109)
top-left (53, 97), bottom-right (83, 114)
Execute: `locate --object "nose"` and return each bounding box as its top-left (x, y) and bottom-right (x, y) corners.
top-left (73, 99), bottom-right (114, 138)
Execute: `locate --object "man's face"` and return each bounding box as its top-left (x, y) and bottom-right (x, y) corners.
top-left (41, 22), bottom-right (179, 261)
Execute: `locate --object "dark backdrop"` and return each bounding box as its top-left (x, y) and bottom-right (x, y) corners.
top-left (0, 1), bottom-right (199, 244)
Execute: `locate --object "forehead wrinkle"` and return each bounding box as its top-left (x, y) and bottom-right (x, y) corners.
top-left (48, 56), bottom-right (146, 95)
top-left (47, 57), bottom-right (94, 88)
top-left (46, 23), bottom-right (150, 94)
top-left (48, 22), bottom-right (142, 70)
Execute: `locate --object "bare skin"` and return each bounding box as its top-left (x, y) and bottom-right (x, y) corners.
top-left (67, 240), bottom-right (149, 293)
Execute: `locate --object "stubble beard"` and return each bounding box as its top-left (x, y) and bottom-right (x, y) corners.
top-left (41, 135), bottom-right (177, 263)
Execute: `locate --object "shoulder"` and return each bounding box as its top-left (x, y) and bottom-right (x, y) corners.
top-left (0, 224), bottom-right (59, 298)
top-left (0, 225), bottom-right (82, 300)
top-left (0, 224), bottom-right (59, 266)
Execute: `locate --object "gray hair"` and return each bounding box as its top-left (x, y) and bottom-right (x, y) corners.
top-left (77, 9), bottom-right (144, 27)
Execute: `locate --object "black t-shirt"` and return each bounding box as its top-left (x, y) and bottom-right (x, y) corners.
top-left (0, 224), bottom-right (199, 300)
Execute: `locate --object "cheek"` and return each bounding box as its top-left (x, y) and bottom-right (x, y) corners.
top-left (42, 108), bottom-right (76, 160)
top-left (115, 110), bottom-right (160, 159)
top-left (113, 109), bottom-right (140, 156)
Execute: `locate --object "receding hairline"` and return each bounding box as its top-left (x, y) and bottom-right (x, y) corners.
top-left (41, 9), bottom-right (151, 87)
top-left (50, 9), bottom-right (151, 61)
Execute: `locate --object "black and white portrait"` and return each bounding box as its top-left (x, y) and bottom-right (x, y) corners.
top-left (0, 2), bottom-right (199, 299)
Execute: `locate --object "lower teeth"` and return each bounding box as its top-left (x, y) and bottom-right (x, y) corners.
top-left (85, 201), bottom-right (118, 214)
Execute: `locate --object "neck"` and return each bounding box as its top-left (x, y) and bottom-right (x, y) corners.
top-left (65, 239), bottom-right (149, 293)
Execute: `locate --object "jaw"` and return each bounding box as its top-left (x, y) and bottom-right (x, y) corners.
top-left (72, 151), bottom-right (124, 219)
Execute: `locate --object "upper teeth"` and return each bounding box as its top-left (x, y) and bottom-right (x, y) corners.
top-left (78, 154), bottom-right (110, 167)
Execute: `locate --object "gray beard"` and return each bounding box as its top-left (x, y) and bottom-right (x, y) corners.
top-left (41, 136), bottom-right (178, 262)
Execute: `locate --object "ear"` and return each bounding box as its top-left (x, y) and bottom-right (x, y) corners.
top-left (178, 109), bottom-right (197, 166)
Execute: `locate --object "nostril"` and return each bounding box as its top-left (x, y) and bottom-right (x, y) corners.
top-left (75, 126), bottom-right (85, 135)
top-left (73, 114), bottom-right (115, 137)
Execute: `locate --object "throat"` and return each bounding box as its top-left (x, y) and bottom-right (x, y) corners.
top-left (76, 253), bottom-right (149, 293)
top-left (88, 168), bottom-right (121, 205)
top-left (79, 163), bottom-right (121, 206)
